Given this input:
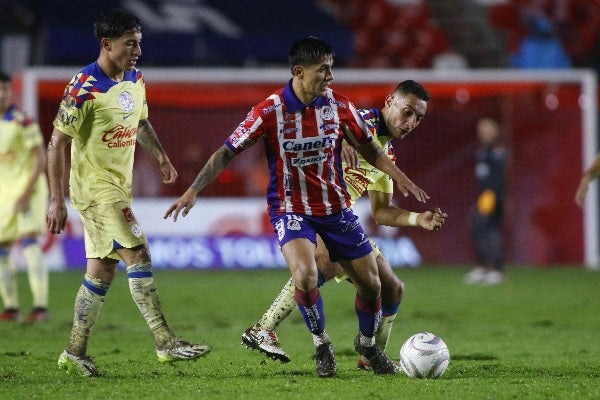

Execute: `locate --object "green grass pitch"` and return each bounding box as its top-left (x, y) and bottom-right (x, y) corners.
top-left (1, 266), bottom-right (599, 399)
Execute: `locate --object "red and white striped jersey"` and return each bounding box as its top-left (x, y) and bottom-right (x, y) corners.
top-left (225, 80), bottom-right (373, 217)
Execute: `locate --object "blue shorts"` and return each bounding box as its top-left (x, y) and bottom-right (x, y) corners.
top-left (271, 208), bottom-right (373, 262)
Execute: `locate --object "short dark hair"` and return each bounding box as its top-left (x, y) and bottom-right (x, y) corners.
top-left (394, 80), bottom-right (430, 101)
top-left (93, 9), bottom-right (142, 41)
top-left (0, 71), bottom-right (11, 83)
top-left (288, 36), bottom-right (334, 73)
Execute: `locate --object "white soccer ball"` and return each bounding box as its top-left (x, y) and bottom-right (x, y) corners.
top-left (399, 332), bottom-right (450, 379)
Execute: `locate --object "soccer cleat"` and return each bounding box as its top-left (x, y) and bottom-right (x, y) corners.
top-left (241, 325), bottom-right (290, 363)
top-left (58, 350), bottom-right (100, 377)
top-left (156, 337), bottom-right (212, 362)
top-left (354, 334), bottom-right (397, 375)
top-left (315, 342), bottom-right (337, 378)
top-left (0, 309), bottom-right (21, 322)
top-left (483, 270), bottom-right (503, 285)
top-left (357, 354), bottom-right (401, 373)
top-left (24, 308), bottom-right (50, 323)
top-left (464, 267), bottom-right (486, 285)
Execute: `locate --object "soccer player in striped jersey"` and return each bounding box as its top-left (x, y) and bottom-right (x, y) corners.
top-left (0, 71), bottom-right (50, 323)
top-left (241, 80), bottom-right (447, 370)
top-left (165, 38), bottom-right (429, 377)
top-left (46, 9), bottom-right (211, 377)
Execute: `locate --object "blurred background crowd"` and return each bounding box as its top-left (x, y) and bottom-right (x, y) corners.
top-left (1, 0), bottom-right (599, 73)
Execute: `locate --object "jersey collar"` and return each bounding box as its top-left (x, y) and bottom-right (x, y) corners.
top-left (282, 80), bottom-right (329, 113)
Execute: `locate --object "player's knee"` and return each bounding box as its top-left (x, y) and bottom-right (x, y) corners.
top-left (382, 277), bottom-right (404, 304)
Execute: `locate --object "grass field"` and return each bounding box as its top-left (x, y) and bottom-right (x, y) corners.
top-left (1, 266), bottom-right (599, 400)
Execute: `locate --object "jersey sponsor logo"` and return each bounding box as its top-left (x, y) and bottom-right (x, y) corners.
top-left (291, 153), bottom-right (328, 167)
top-left (102, 125), bottom-right (137, 148)
top-left (280, 127), bottom-right (299, 134)
top-left (121, 206), bottom-right (136, 222)
top-left (282, 136), bottom-right (334, 152)
top-left (327, 97), bottom-right (347, 109)
top-left (263, 103), bottom-right (282, 114)
top-left (343, 167), bottom-right (370, 196)
top-left (56, 107), bottom-right (79, 127)
top-left (319, 122), bottom-right (338, 133)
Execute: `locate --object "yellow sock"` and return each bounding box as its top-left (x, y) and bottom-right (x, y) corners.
top-left (126, 263), bottom-right (173, 347)
top-left (0, 251), bottom-right (19, 310)
top-left (22, 243), bottom-right (48, 309)
top-left (67, 273), bottom-right (109, 356)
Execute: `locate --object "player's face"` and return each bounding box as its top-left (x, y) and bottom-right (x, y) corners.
top-left (383, 93), bottom-right (427, 140)
top-left (294, 56), bottom-right (334, 104)
top-left (106, 30), bottom-right (142, 72)
top-left (477, 119), bottom-right (499, 145)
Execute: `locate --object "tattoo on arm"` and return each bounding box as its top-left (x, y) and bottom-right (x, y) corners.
top-left (191, 146), bottom-right (236, 191)
top-left (137, 119), bottom-right (166, 160)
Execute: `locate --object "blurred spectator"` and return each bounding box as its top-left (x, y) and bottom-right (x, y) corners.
top-left (511, 2), bottom-right (572, 68)
top-left (465, 118), bottom-right (507, 285)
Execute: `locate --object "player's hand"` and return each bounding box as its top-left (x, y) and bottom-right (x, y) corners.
top-left (14, 191), bottom-right (33, 214)
top-left (46, 200), bottom-right (68, 234)
top-left (575, 178), bottom-right (589, 207)
top-left (394, 171), bottom-right (429, 203)
top-left (341, 144), bottom-right (360, 169)
top-left (160, 160), bottom-right (178, 185)
top-left (418, 207), bottom-right (448, 231)
top-left (164, 188), bottom-right (198, 222)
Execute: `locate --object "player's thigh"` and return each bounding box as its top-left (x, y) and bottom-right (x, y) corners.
top-left (281, 238), bottom-right (319, 290)
top-left (0, 202), bottom-right (19, 243)
top-left (339, 253), bottom-right (381, 300)
top-left (16, 181), bottom-right (48, 238)
top-left (315, 234), bottom-right (343, 280)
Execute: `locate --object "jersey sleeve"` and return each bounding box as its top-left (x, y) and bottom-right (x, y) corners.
top-left (22, 119), bottom-right (44, 150)
top-left (138, 72), bottom-right (149, 120)
top-left (225, 99), bottom-right (271, 153)
top-left (52, 73), bottom-right (92, 137)
top-left (344, 102), bottom-right (373, 146)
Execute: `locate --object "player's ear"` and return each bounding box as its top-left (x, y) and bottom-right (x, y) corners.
top-left (100, 38), bottom-right (112, 51)
top-left (384, 95), bottom-right (394, 107)
top-left (292, 65), bottom-right (304, 78)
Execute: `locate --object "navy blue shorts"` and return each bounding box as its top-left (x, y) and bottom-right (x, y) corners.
top-left (271, 208), bottom-right (373, 262)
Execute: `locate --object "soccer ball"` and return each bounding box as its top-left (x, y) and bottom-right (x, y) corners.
top-left (399, 332), bottom-right (450, 379)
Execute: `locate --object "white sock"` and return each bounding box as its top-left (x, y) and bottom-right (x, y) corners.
top-left (257, 277), bottom-right (296, 330)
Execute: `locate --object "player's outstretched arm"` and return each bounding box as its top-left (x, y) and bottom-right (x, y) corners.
top-left (369, 191), bottom-right (446, 230)
top-left (356, 140), bottom-right (428, 203)
top-left (164, 145), bottom-right (236, 221)
top-left (415, 208), bottom-right (448, 231)
top-left (137, 119), bottom-right (177, 184)
top-left (576, 152), bottom-right (600, 207)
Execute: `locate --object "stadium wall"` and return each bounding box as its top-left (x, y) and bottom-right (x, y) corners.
top-left (15, 68), bottom-right (598, 269)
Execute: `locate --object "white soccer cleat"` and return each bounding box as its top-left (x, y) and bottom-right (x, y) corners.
top-left (58, 350), bottom-right (100, 377)
top-left (241, 325), bottom-right (290, 363)
top-left (483, 270), bottom-right (503, 285)
top-left (156, 337), bottom-right (212, 362)
top-left (464, 267), bottom-right (487, 285)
